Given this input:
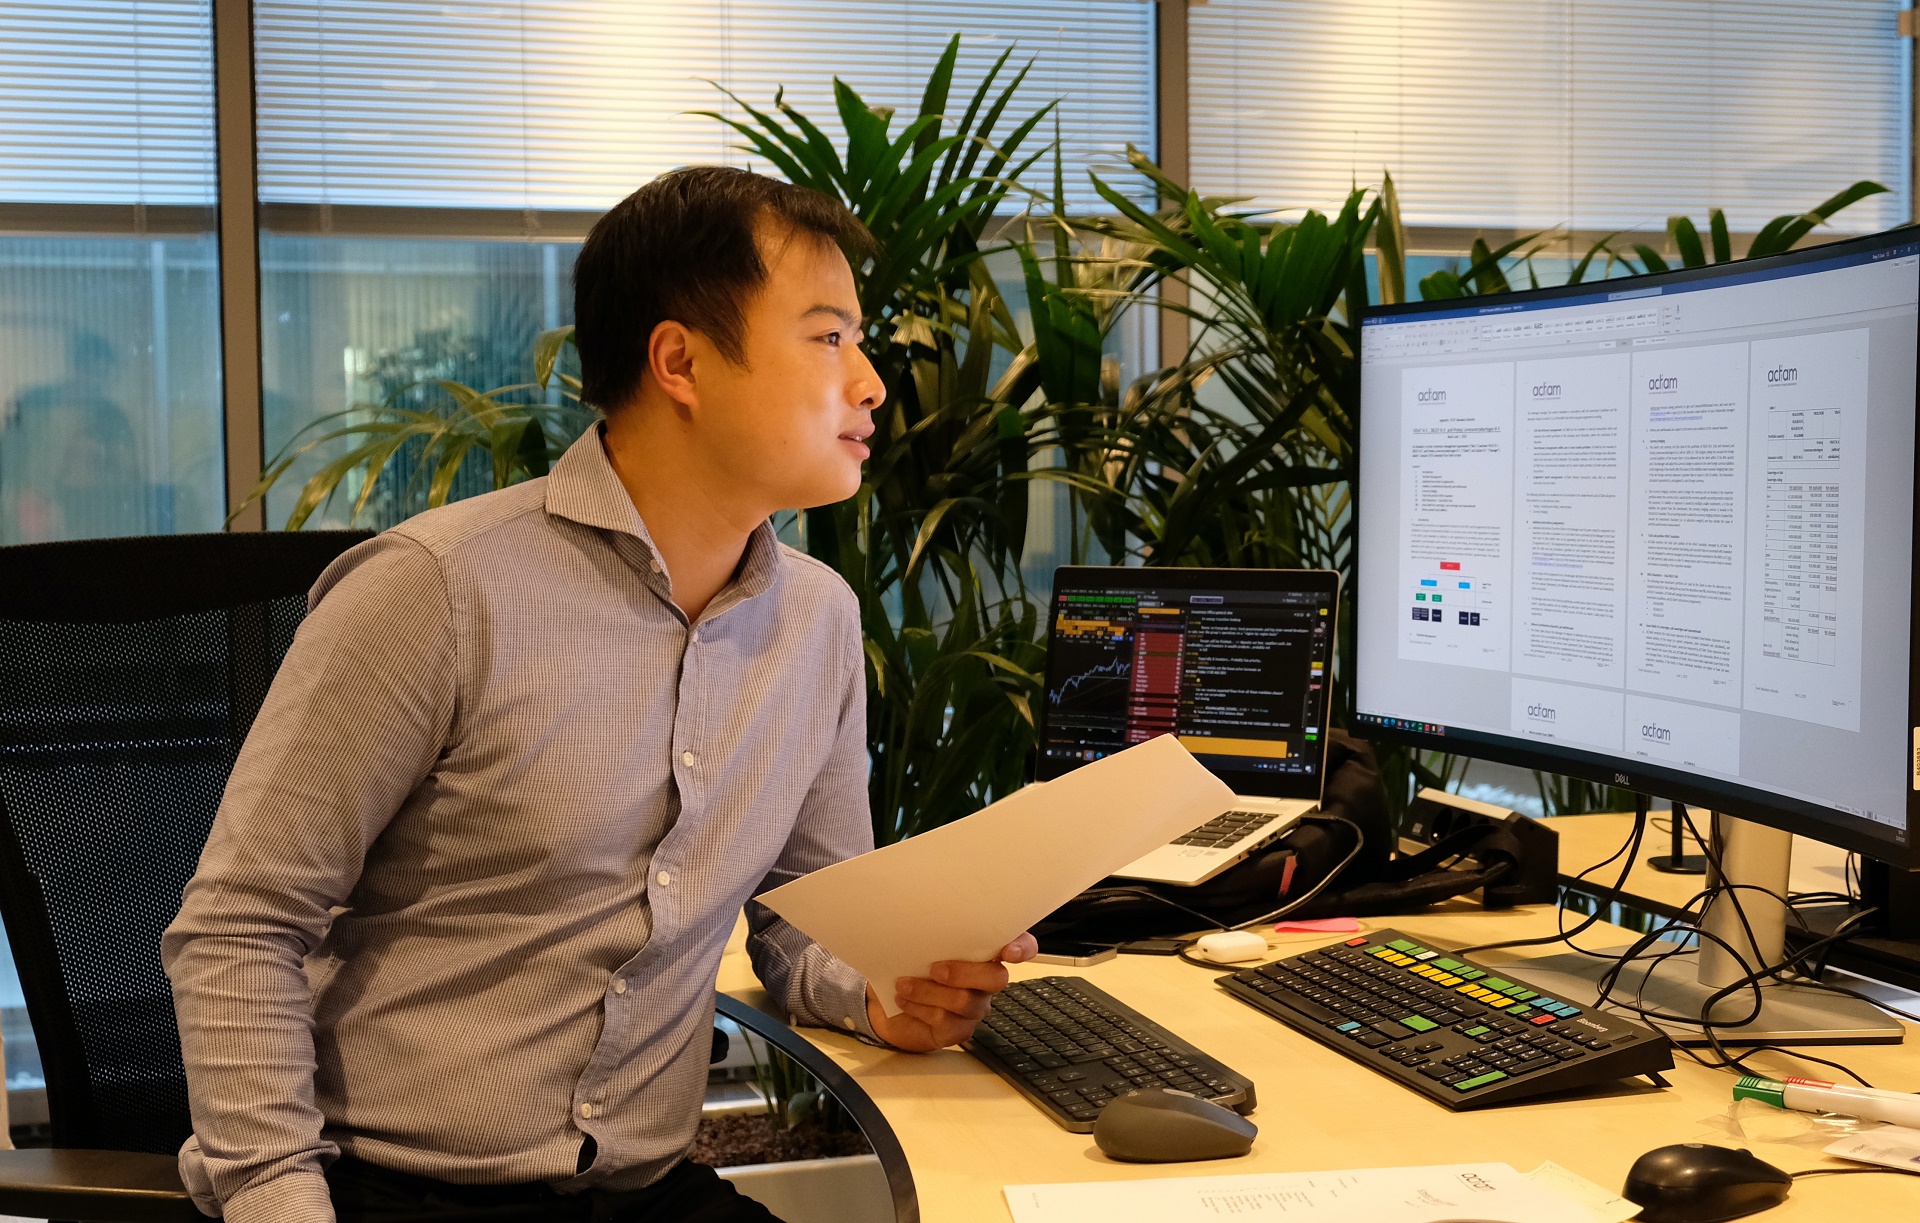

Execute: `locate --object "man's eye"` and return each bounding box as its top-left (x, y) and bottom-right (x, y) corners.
top-left (823, 332), bottom-right (841, 347)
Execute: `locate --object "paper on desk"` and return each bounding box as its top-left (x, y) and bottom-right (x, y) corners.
top-left (1826, 1124), bottom-right (1920, 1171)
top-left (758, 734), bottom-right (1233, 1016)
top-left (1003, 1161), bottom-right (1634, 1223)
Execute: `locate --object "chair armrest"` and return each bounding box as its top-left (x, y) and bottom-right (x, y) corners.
top-left (714, 992), bottom-right (918, 1223)
top-left (0, 1148), bottom-right (203, 1223)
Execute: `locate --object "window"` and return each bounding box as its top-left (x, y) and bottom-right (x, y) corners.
top-left (247, 1), bottom-right (1156, 528)
top-left (1190, 0), bottom-right (1912, 235)
top-left (0, 0), bottom-right (225, 1125)
top-left (0, 2), bottom-right (225, 545)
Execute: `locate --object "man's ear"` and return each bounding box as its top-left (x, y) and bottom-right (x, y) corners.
top-left (646, 320), bottom-right (700, 413)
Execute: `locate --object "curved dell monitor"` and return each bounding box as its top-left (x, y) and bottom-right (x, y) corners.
top-left (1355, 226), bottom-right (1920, 870)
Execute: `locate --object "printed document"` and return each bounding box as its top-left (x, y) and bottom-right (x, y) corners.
top-left (757, 734), bottom-right (1233, 1016)
top-left (1003, 1161), bottom-right (1637, 1223)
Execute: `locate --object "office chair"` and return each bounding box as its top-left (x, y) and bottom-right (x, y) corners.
top-left (0, 531), bottom-right (369, 1220)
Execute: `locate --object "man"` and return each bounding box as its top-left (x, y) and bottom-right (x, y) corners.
top-left (163, 166), bottom-right (1036, 1223)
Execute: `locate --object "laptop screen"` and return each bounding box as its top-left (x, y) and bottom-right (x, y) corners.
top-left (1037, 567), bottom-right (1340, 799)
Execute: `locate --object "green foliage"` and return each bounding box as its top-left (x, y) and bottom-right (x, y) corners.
top-left (232, 326), bottom-right (594, 529)
top-left (702, 36), bottom-right (1052, 843)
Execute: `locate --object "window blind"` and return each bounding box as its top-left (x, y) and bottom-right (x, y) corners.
top-left (0, 1), bottom-right (215, 206)
top-left (253, 0), bottom-right (1156, 214)
top-left (1190, 0), bottom-right (1911, 235)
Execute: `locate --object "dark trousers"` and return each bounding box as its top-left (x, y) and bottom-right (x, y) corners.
top-left (326, 1153), bottom-right (785, 1223)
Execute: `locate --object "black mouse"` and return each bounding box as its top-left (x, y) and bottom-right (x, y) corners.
top-left (1092, 1088), bottom-right (1257, 1163)
top-left (1623, 1143), bottom-right (1792, 1223)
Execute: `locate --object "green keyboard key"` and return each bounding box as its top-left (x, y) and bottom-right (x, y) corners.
top-left (1457, 969), bottom-right (1486, 981)
top-left (1453, 1070), bottom-right (1508, 1092)
top-left (1387, 939), bottom-right (1419, 952)
top-left (1433, 958), bottom-right (1465, 972)
top-left (1400, 1015), bottom-right (1438, 1032)
top-left (1482, 978), bottom-right (1514, 993)
top-left (1463, 1025), bottom-right (1490, 1037)
top-left (1509, 989), bottom-right (1537, 1001)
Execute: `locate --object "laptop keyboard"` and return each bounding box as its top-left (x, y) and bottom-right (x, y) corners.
top-left (1171, 809), bottom-right (1273, 849)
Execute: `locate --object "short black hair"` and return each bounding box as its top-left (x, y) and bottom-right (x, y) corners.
top-left (573, 166), bottom-right (872, 412)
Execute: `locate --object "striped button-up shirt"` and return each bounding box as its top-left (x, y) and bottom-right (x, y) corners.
top-left (162, 425), bottom-right (877, 1222)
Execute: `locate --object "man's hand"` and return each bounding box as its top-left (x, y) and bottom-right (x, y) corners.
top-left (866, 933), bottom-right (1040, 1052)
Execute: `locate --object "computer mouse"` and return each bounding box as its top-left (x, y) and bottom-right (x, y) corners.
top-left (1190, 930), bottom-right (1269, 963)
top-left (1092, 1088), bottom-right (1257, 1163)
top-left (1622, 1143), bottom-right (1792, 1223)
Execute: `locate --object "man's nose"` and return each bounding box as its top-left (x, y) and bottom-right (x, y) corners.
top-left (851, 347), bottom-right (886, 411)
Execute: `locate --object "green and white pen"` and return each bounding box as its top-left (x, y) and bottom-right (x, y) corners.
top-left (1734, 1075), bottom-right (1920, 1128)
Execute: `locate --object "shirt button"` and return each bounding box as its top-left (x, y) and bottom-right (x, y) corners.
top-left (579, 1103), bottom-right (593, 1119)
top-left (681, 750), bottom-right (695, 767)
top-left (614, 979), bottom-right (627, 995)
top-left (656, 870), bottom-right (671, 887)
top-left (649, 558), bottom-right (661, 573)
top-left (842, 1016), bottom-right (857, 1031)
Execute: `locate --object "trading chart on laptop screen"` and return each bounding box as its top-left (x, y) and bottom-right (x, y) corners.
top-left (1039, 577), bottom-right (1335, 793)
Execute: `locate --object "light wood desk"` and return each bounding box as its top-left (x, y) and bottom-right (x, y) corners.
top-left (718, 893), bottom-right (1920, 1221)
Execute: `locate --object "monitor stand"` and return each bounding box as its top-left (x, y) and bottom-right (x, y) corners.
top-left (1483, 812), bottom-right (1904, 1046)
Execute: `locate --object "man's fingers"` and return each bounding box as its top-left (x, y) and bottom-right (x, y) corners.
top-left (894, 997), bottom-right (968, 1035)
top-left (897, 977), bottom-right (992, 1021)
top-left (999, 932), bottom-right (1039, 963)
top-left (928, 959), bottom-right (1011, 994)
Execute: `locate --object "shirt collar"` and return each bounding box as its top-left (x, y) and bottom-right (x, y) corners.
top-left (544, 423), bottom-right (784, 608)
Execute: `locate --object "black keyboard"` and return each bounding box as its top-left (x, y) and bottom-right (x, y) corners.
top-left (966, 976), bottom-right (1257, 1132)
top-left (1218, 929), bottom-right (1673, 1110)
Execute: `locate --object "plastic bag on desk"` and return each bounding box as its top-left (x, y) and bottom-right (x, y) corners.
top-left (1704, 1096), bottom-right (1886, 1151)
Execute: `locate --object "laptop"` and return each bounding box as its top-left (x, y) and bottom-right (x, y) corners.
top-left (1036, 566), bottom-right (1340, 887)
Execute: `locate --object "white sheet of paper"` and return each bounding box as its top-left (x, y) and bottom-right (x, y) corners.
top-left (1002, 1162), bottom-right (1623, 1223)
top-left (758, 734), bottom-right (1234, 1016)
top-left (1826, 1124), bottom-right (1920, 1171)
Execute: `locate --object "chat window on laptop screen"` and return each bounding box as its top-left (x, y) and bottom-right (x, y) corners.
top-left (1041, 584), bottom-right (1334, 784)
top-left (1355, 240), bottom-right (1920, 835)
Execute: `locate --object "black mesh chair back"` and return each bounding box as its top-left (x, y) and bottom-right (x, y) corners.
top-left (0, 532), bottom-right (370, 1156)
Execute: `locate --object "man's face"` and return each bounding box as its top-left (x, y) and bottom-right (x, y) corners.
top-left (686, 222), bottom-right (883, 513)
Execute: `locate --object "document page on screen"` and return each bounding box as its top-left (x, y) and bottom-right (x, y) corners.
top-left (1355, 244), bottom-right (1918, 834)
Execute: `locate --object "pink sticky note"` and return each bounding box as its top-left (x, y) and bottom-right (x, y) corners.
top-left (1273, 917), bottom-right (1361, 933)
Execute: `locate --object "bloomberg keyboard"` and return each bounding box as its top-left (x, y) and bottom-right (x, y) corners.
top-left (966, 976), bottom-right (1257, 1132)
top-left (1218, 929), bottom-right (1673, 1110)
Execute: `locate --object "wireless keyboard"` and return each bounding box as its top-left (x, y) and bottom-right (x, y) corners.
top-left (966, 976), bottom-right (1257, 1132)
top-left (1218, 929), bottom-right (1673, 1109)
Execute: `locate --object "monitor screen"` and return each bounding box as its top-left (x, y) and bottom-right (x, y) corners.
top-left (1038, 567), bottom-right (1338, 799)
top-left (1355, 229), bottom-right (1920, 864)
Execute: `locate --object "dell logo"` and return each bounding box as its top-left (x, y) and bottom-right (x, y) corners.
top-left (1647, 374), bottom-right (1678, 392)
top-left (1641, 723), bottom-right (1672, 744)
top-left (1614, 772), bottom-right (1631, 785)
top-left (1531, 383), bottom-right (1562, 399)
top-left (1526, 703), bottom-right (1557, 721)
top-left (1767, 365), bottom-right (1799, 385)
top-left (1416, 388), bottom-right (1448, 403)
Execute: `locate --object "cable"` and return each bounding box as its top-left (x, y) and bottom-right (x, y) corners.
top-left (1452, 792), bottom-right (1650, 957)
top-left (1229, 815), bottom-right (1366, 931)
top-left (1168, 815), bottom-right (1369, 970)
top-left (1450, 797), bottom-right (1886, 1087)
top-left (1792, 1166), bottom-right (1920, 1181)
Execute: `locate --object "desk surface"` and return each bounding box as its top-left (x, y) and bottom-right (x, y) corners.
top-left (719, 889), bottom-right (1920, 1221)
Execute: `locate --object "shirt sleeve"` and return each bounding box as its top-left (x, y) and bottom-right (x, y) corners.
top-left (161, 533), bottom-right (458, 1223)
top-left (743, 590), bottom-right (881, 1044)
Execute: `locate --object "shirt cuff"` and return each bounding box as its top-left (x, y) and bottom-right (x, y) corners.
top-left (810, 952), bottom-right (883, 1045)
top-left (220, 1169), bottom-right (336, 1223)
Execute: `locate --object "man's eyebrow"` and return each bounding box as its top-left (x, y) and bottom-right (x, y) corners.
top-left (801, 304), bottom-right (862, 329)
